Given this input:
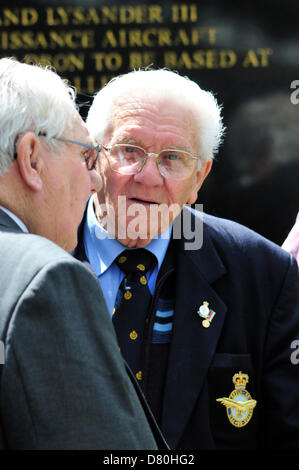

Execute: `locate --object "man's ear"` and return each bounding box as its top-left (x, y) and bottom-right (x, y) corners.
top-left (16, 132), bottom-right (43, 192)
top-left (187, 159), bottom-right (213, 205)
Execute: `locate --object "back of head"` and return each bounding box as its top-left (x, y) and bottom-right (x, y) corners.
top-left (87, 68), bottom-right (225, 161)
top-left (0, 58), bottom-right (78, 176)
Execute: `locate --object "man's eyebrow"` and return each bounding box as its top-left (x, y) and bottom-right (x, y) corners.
top-left (114, 137), bottom-right (139, 144)
top-left (113, 136), bottom-right (194, 154)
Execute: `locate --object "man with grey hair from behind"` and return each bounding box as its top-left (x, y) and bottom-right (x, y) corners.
top-left (0, 58), bottom-right (167, 450)
top-left (74, 68), bottom-right (299, 450)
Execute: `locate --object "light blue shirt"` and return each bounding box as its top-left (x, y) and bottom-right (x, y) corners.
top-left (83, 195), bottom-right (172, 316)
top-left (0, 206), bottom-right (28, 233)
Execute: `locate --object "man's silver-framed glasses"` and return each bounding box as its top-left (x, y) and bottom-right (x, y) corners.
top-left (50, 136), bottom-right (101, 171)
top-left (101, 143), bottom-right (201, 181)
top-left (14, 133), bottom-right (100, 171)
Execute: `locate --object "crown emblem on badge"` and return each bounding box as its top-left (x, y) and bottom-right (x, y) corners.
top-left (216, 371), bottom-right (257, 428)
top-left (232, 371), bottom-right (249, 389)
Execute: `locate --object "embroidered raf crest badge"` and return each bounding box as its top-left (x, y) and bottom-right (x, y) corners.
top-left (216, 371), bottom-right (257, 428)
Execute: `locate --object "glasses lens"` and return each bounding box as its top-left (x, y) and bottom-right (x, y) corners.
top-left (159, 150), bottom-right (196, 180)
top-left (108, 144), bottom-right (145, 174)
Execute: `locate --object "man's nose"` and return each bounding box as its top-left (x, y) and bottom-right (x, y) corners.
top-left (133, 155), bottom-right (164, 186)
top-left (89, 169), bottom-right (102, 193)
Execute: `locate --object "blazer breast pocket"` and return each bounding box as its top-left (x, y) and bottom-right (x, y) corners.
top-left (208, 353), bottom-right (258, 449)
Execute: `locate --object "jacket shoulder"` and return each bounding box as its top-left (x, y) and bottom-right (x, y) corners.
top-left (202, 210), bottom-right (287, 253)
top-left (0, 232), bottom-right (91, 336)
top-left (189, 208), bottom-right (296, 273)
top-left (0, 231), bottom-right (79, 270)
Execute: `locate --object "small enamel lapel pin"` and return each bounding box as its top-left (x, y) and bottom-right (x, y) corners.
top-left (197, 301), bottom-right (216, 328)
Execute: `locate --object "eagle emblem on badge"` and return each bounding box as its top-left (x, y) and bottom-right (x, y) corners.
top-left (216, 371), bottom-right (257, 427)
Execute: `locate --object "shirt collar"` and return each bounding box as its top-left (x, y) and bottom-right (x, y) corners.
top-left (83, 195), bottom-right (172, 276)
top-left (0, 206), bottom-right (29, 233)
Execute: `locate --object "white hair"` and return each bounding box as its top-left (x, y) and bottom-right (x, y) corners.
top-left (86, 69), bottom-right (225, 166)
top-left (0, 57), bottom-right (78, 176)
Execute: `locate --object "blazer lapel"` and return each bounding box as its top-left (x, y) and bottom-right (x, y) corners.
top-left (161, 222), bottom-right (227, 449)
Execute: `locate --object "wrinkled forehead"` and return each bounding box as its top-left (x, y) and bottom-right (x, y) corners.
top-left (108, 94), bottom-right (199, 149)
top-left (113, 91), bottom-right (194, 118)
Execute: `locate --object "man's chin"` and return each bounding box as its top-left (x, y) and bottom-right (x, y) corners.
top-left (119, 237), bottom-right (152, 248)
top-left (114, 223), bottom-right (162, 248)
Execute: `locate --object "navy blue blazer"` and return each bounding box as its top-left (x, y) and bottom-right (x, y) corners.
top-left (74, 207), bottom-right (299, 450)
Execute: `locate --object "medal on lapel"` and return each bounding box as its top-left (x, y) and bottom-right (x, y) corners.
top-left (197, 301), bottom-right (216, 328)
top-left (216, 371), bottom-right (257, 428)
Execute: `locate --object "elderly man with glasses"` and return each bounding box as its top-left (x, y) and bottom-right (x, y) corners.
top-left (74, 69), bottom-right (299, 450)
top-left (0, 58), bottom-right (167, 450)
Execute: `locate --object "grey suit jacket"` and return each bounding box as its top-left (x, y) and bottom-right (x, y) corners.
top-left (0, 209), bottom-right (167, 450)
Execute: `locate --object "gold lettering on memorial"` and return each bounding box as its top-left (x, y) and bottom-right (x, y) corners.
top-left (101, 27), bottom-right (218, 49)
top-left (46, 6), bottom-right (163, 26)
top-left (72, 7), bottom-right (101, 25)
top-left (119, 6), bottom-right (163, 24)
top-left (102, 30), bottom-right (120, 48)
top-left (74, 74), bottom-right (113, 94)
top-left (129, 51), bottom-right (156, 69)
top-left (0, 4), bottom-right (273, 85)
top-left (100, 7), bottom-right (118, 24)
top-left (242, 48), bottom-right (272, 67)
top-left (47, 8), bottom-right (69, 26)
top-left (23, 53), bottom-right (85, 72)
top-left (74, 75), bottom-right (96, 94)
top-left (0, 8), bottom-right (39, 26)
top-left (172, 4), bottom-right (198, 23)
top-left (0, 30), bottom-right (95, 50)
top-left (92, 52), bottom-right (122, 71)
top-left (147, 6), bottom-right (163, 23)
top-left (164, 49), bottom-right (237, 69)
top-left (192, 27), bottom-right (218, 45)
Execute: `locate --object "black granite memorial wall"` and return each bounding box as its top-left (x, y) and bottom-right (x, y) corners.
top-left (1, 0), bottom-right (298, 244)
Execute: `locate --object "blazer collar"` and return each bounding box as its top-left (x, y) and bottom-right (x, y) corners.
top-left (177, 206), bottom-right (226, 283)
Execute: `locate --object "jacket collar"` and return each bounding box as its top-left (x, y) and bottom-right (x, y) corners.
top-left (0, 208), bottom-right (23, 233)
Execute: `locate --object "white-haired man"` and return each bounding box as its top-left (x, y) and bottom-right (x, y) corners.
top-left (0, 58), bottom-right (167, 450)
top-left (74, 69), bottom-right (299, 450)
